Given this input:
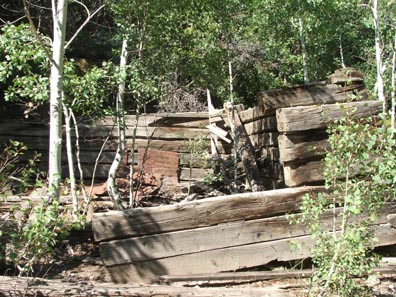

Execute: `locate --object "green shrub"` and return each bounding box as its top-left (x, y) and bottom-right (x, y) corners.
top-left (290, 116), bottom-right (396, 296)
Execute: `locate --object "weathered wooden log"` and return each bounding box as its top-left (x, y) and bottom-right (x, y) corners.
top-left (178, 167), bottom-right (208, 181)
top-left (225, 104), bottom-right (264, 191)
top-left (283, 160), bottom-right (324, 187)
top-left (0, 276), bottom-right (298, 297)
top-left (157, 269), bottom-right (312, 285)
top-left (77, 125), bottom-right (209, 140)
top-left (237, 106), bottom-right (267, 123)
top-left (92, 186), bottom-right (324, 242)
top-left (277, 101), bottom-right (382, 133)
top-left (99, 203), bottom-right (396, 266)
top-left (249, 132), bottom-right (279, 148)
top-left (259, 147), bottom-right (280, 161)
top-left (243, 115), bottom-right (277, 135)
top-left (257, 81), bottom-right (366, 113)
top-left (328, 68), bottom-right (365, 84)
top-left (105, 222), bottom-right (396, 284)
top-left (278, 131), bottom-right (329, 162)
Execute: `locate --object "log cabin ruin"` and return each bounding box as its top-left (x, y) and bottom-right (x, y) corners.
top-left (1, 68), bottom-right (395, 284)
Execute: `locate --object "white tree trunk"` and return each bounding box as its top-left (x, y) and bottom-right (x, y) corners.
top-left (63, 105), bottom-right (78, 217)
top-left (107, 39), bottom-right (128, 210)
top-left (48, 0), bottom-right (68, 202)
top-left (372, 0), bottom-right (386, 109)
top-left (297, 0), bottom-right (309, 83)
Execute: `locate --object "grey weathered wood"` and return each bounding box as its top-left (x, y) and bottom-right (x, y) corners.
top-left (328, 68), bottom-right (365, 84)
top-left (283, 160), bottom-right (324, 187)
top-left (99, 204), bottom-right (396, 265)
top-left (225, 105), bottom-right (264, 191)
top-left (0, 276), bottom-right (297, 297)
top-left (260, 147), bottom-right (280, 161)
top-left (157, 269), bottom-right (312, 284)
top-left (237, 106), bottom-right (267, 123)
top-left (105, 223), bottom-right (396, 284)
top-left (179, 153), bottom-right (211, 168)
top-left (277, 101), bottom-right (382, 133)
top-left (178, 167), bottom-right (208, 181)
top-left (278, 132), bottom-right (329, 162)
top-left (77, 125), bottom-right (209, 140)
top-left (92, 186), bottom-right (324, 242)
top-left (258, 82), bottom-right (366, 112)
top-left (243, 115), bottom-right (277, 135)
top-left (249, 132), bottom-right (279, 147)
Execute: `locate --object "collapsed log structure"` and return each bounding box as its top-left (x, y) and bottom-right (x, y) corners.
top-left (0, 68), bottom-right (380, 192)
top-left (1, 68), bottom-right (393, 285)
top-left (93, 187), bottom-right (396, 284)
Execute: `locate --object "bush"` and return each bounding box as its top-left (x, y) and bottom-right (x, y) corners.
top-left (290, 115), bottom-right (396, 296)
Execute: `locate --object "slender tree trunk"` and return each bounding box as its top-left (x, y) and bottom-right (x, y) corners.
top-left (339, 36), bottom-right (346, 68)
top-left (63, 104), bottom-right (78, 217)
top-left (297, 0), bottom-right (309, 83)
top-left (107, 39), bottom-right (128, 210)
top-left (48, 0), bottom-right (68, 202)
top-left (391, 32), bottom-right (396, 132)
top-left (372, 0), bottom-right (386, 109)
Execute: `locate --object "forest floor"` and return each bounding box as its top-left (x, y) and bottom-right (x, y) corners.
top-left (2, 223), bottom-right (396, 296)
top-left (1, 189), bottom-right (396, 296)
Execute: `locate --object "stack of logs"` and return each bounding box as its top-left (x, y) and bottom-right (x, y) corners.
top-left (210, 68), bottom-right (381, 189)
top-left (0, 68), bottom-right (382, 194)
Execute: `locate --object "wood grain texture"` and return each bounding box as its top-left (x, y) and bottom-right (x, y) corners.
top-left (283, 160), bottom-right (324, 187)
top-left (257, 82), bottom-right (366, 112)
top-left (276, 101), bottom-right (382, 133)
top-left (243, 116), bottom-right (277, 135)
top-left (278, 131), bottom-right (329, 162)
top-left (92, 186), bottom-right (324, 242)
top-left (99, 204), bottom-right (396, 265)
top-left (105, 223), bottom-right (396, 284)
top-left (0, 276), bottom-right (297, 297)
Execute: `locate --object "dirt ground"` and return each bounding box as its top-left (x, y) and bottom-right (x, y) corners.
top-left (1, 227), bottom-right (396, 296)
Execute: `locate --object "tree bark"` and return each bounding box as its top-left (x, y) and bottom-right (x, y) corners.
top-left (107, 39), bottom-right (128, 210)
top-left (372, 0), bottom-right (386, 108)
top-left (297, 0), bottom-right (309, 83)
top-left (63, 105), bottom-right (78, 217)
top-left (47, 0), bottom-right (68, 202)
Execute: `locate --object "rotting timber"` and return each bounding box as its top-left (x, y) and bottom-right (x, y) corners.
top-left (1, 69), bottom-right (394, 285)
top-left (92, 69), bottom-right (396, 284)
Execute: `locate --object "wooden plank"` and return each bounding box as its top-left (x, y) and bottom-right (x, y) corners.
top-left (0, 276), bottom-right (297, 297)
top-left (133, 139), bottom-right (196, 152)
top-left (260, 147), bottom-right (280, 161)
top-left (96, 114), bottom-right (210, 128)
top-left (77, 125), bottom-right (209, 140)
top-left (178, 167), bottom-right (208, 181)
top-left (157, 269), bottom-right (312, 284)
top-left (105, 223), bottom-right (396, 284)
top-left (328, 68), bottom-right (365, 84)
top-left (92, 186), bottom-right (325, 242)
top-left (225, 105), bottom-right (264, 191)
top-left (158, 263), bottom-right (396, 285)
top-left (100, 204), bottom-right (396, 265)
top-left (0, 122), bottom-right (50, 137)
top-left (278, 131), bottom-right (329, 162)
top-left (207, 124), bottom-right (231, 143)
top-left (0, 135), bottom-right (49, 149)
top-left (179, 153), bottom-right (211, 168)
top-left (277, 101), bottom-right (382, 133)
top-left (243, 115), bottom-right (277, 135)
top-left (257, 82), bottom-right (366, 112)
top-left (238, 106), bottom-right (267, 123)
top-left (283, 160), bottom-right (324, 187)
top-left (249, 132), bottom-right (279, 148)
